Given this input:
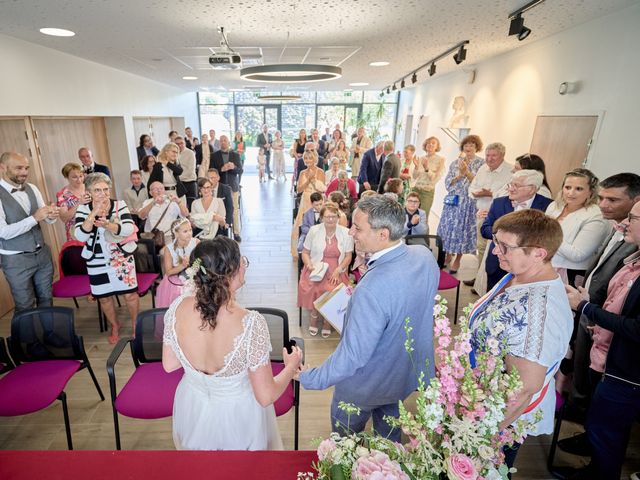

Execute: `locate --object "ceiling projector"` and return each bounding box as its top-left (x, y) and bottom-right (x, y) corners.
top-left (210, 27), bottom-right (242, 70)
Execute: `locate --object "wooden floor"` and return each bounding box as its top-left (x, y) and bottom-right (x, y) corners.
top-left (1, 173), bottom-right (638, 478)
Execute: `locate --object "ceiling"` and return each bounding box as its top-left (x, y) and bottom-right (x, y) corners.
top-left (0, 0), bottom-right (636, 92)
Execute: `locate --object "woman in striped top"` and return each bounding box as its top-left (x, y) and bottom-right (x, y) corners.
top-left (75, 173), bottom-right (140, 343)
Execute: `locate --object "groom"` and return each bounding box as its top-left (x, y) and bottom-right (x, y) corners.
top-left (299, 195), bottom-right (439, 440)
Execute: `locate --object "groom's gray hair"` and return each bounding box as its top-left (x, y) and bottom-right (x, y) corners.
top-left (356, 194), bottom-right (405, 241)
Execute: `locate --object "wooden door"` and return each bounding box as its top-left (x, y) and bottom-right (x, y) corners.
top-left (134, 117), bottom-right (174, 149)
top-left (530, 115), bottom-right (598, 196)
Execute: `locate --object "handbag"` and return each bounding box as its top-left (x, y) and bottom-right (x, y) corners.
top-left (140, 201), bottom-right (172, 249)
top-left (443, 194), bottom-right (459, 206)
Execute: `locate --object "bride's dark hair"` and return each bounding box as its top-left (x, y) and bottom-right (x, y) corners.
top-left (189, 237), bottom-right (241, 330)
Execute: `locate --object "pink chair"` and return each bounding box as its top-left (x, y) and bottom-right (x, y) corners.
top-left (0, 307), bottom-right (105, 450)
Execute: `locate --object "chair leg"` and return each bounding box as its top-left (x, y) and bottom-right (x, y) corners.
top-left (59, 392), bottom-right (73, 450)
top-left (151, 288), bottom-right (156, 308)
top-left (294, 400), bottom-right (300, 451)
top-left (116, 296), bottom-right (121, 307)
top-left (72, 297), bottom-right (79, 308)
top-left (112, 405), bottom-right (122, 450)
top-left (454, 285), bottom-right (460, 324)
top-left (84, 361), bottom-right (105, 401)
top-left (547, 401), bottom-right (566, 476)
top-left (97, 302), bottom-right (104, 333)
top-left (298, 307), bottom-right (302, 327)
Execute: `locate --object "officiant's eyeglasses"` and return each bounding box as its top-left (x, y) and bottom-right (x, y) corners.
top-left (492, 234), bottom-right (536, 255)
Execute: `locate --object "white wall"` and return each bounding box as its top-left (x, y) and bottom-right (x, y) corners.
top-left (397, 3), bottom-right (640, 219)
top-left (0, 33), bottom-right (199, 170)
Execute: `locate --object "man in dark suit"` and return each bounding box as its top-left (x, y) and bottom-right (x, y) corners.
top-left (78, 147), bottom-right (110, 177)
top-left (480, 169), bottom-right (553, 291)
top-left (310, 129), bottom-right (327, 169)
top-left (377, 141), bottom-right (400, 193)
top-left (358, 142), bottom-right (384, 194)
top-left (211, 135), bottom-right (243, 241)
top-left (256, 124), bottom-right (273, 180)
top-left (206, 168), bottom-right (233, 238)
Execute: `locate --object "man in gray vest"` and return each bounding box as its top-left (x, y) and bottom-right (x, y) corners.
top-left (0, 152), bottom-right (60, 316)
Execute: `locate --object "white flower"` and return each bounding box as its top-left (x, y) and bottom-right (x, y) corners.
top-left (343, 438), bottom-right (356, 450)
top-left (356, 446), bottom-right (370, 457)
top-left (477, 445), bottom-right (494, 460)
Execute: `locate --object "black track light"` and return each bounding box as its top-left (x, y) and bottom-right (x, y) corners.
top-left (400, 78), bottom-right (405, 88)
top-left (509, 13), bottom-right (532, 41)
top-left (453, 45), bottom-right (467, 65)
top-left (386, 87), bottom-right (390, 94)
top-left (428, 63), bottom-right (436, 77)
top-left (392, 83), bottom-right (397, 91)
top-left (411, 72), bottom-right (417, 84)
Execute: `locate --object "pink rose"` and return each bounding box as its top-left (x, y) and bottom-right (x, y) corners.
top-left (446, 454), bottom-right (477, 480)
top-left (353, 450), bottom-right (409, 480)
top-left (317, 438), bottom-right (336, 461)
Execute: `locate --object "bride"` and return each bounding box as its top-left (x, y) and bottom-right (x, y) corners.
top-left (162, 237), bottom-right (303, 450)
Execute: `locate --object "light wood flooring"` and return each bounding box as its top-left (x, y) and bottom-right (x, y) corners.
top-left (1, 173), bottom-right (638, 478)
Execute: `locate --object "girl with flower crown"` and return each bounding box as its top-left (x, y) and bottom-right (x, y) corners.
top-left (155, 218), bottom-right (199, 308)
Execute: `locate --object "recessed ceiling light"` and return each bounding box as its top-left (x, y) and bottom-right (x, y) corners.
top-left (39, 27), bottom-right (75, 37)
top-left (182, 76), bottom-right (198, 80)
top-left (369, 61), bottom-right (390, 67)
top-left (349, 82), bottom-right (369, 87)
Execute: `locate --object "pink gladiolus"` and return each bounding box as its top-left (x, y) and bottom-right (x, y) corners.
top-left (446, 454), bottom-right (478, 480)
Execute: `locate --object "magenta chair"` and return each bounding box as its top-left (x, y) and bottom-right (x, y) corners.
top-left (107, 308), bottom-right (183, 450)
top-left (249, 307), bottom-right (304, 450)
top-left (0, 307), bottom-right (105, 450)
top-left (405, 234), bottom-right (460, 322)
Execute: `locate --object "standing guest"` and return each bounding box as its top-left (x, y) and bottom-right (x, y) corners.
top-left (437, 134), bottom-right (484, 274)
top-left (326, 129), bottom-right (343, 159)
top-left (155, 218), bottom-right (199, 308)
top-left (208, 129), bottom-right (220, 153)
top-left (480, 170), bottom-right (552, 292)
top-left (321, 127), bottom-right (332, 142)
top-left (195, 133), bottom-right (214, 176)
top-left (468, 209), bottom-right (572, 471)
top-left (546, 168), bottom-right (610, 286)
top-left (298, 203), bottom-right (353, 338)
top-left (467, 142), bottom-right (512, 283)
top-left (325, 158), bottom-right (341, 185)
top-left (175, 136), bottom-right (197, 206)
top-left (290, 129), bottom-right (308, 184)
top-left (310, 129), bottom-right (328, 170)
top-left (138, 182), bottom-right (189, 246)
top-left (377, 141), bottom-right (400, 194)
top-left (148, 142), bottom-right (187, 203)
top-left (56, 162), bottom-right (90, 241)
top-left (0, 152), bottom-right (59, 316)
top-left (121, 170), bottom-right (148, 231)
top-left (162, 238), bottom-right (303, 450)
top-left (137, 134), bottom-right (160, 164)
top-left (359, 142), bottom-right (385, 194)
top-left (256, 124), bottom-right (273, 180)
top-left (233, 131), bottom-right (246, 183)
top-left (78, 147), bottom-right (110, 177)
top-left (206, 168), bottom-right (233, 237)
top-left (299, 195), bottom-right (439, 440)
top-left (326, 170), bottom-right (358, 204)
top-left (184, 127), bottom-right (196, 150)
top-left (412, 136), bottom-right (445, 218)
top-left (403, 192), bottom-right (428, 237)
top-left (168, 131), bottom-right (178, 143)
top-left (332, 140), bottom-right (350, 172)
top-left (399, 145), bottom-right (417, 202)
top-left (495, 153), bottom-right (552, 199)
top-left (211, 135), bottom-right (243, 241)
top-left (74, 173), bottom-right (139, 343)
top-left (272, 131), bottom-right (286, 181)
top-left (140, 155), bottom-right (156, 187)
top-left (563, 199), bottom-right (640, 480)
top-left (190, 178), bottom-right (226, 240)
top-left (291, 151), bottom-right (326, 258)
top-left (349, 127), bottom-right (372, 182)
top-left (297, 192), bottom-right (324, 253)
top-left (191, 137), bottom-right (200, 148)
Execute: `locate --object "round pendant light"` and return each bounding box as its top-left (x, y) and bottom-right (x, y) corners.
top-left (240, 64), bottom-right (342, 83)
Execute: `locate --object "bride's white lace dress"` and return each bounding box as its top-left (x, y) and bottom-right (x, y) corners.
top-left (163, 294), bottom-right (283, 450)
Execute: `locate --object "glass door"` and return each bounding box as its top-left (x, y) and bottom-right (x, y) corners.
top-left (344, 105), bottom-right (362, 138)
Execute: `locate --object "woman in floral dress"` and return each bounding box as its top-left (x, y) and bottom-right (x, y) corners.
top-left (56, 162), bottom-right (90, 241)
top-left (75, 173), bottom-right (139, 343)
top-left (437, 135), bottom-right (485, 273)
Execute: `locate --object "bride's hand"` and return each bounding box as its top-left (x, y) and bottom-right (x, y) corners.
top-left (283, 346), bottom-right (303, 371)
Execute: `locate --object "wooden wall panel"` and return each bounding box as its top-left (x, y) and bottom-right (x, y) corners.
top-left (133, 117), bottom-right (174, 151)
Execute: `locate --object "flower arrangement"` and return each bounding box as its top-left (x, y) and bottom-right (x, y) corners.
top-left (303, 296), bottom-right (540, 480)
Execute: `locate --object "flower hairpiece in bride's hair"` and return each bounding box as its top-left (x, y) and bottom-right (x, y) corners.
top-left (184, 257), bottom-right (207, 281)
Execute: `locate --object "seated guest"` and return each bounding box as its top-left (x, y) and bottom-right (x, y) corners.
top-left (162, 238), bottom-right (303, 450)
top-left (403, 191), bottom-right (428, 237)
top-left (195, 133), bottom-right (214, 176)
top-left (78, 147), bottom-right (110, 176)
top-left (74, 173), bottom-right (139, 343)
top-left (326, 170), bottom-right (358, 204)
top-left (148, 142), bottom-right (187, 203)
top-left (564, 198), bottom-right (640, 480)
top-left (546, 168), bottom-right (610, 286)
top-left (155, 218), bottom-right (199, 308)
top-left (384, 178), bottom-right (405, 205)
top-left (298, 202), bottom-right (353, 338)
top-left (481, 170), bottom-right (553, 291)
top-left (56, 162), bottom-right (90, 241)
top-left (140, 155), bottom-right (156, 186)
top-left (468, 209), bottom-right (572, 471)
top-left (297, 192), bottom-right (323, 253)
top-left (206, 168), bottom-right (233, 237)
top-left (138, 181), bottom-right (189, 246)
top-left (190, 177), bottom-right (226, 240)
top-left (328, 191), bottom-right (351, 227)
top-left (121, 170), bottom-right (148, 231)
top-left (325, 157), bottom-right (340, 184)
top-left (137, 134), bottom-right (159, 164)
